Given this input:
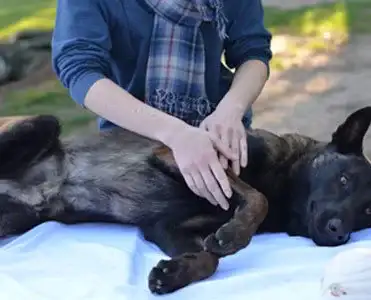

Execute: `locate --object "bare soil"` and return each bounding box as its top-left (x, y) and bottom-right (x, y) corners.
top-left (253, 0), bottom-right (371, 157)
top-left (253, 35), bottom-right (371, 157)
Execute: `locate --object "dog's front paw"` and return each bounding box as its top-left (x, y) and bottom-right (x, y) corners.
top-left (148, 252), bottom-right (218, 294)
top-left (204, 222), bottom-right (251, 256)
top-left (148, 255), bottom-right (195, 294)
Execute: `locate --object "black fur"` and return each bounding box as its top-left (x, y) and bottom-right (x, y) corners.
top-left (0, 106), bottom-right (370, 294)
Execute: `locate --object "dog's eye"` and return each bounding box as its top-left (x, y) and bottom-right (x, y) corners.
top-left (340, 175), bottom-right (348, 185)
top-left (365, 207), bottom-right (371, 215)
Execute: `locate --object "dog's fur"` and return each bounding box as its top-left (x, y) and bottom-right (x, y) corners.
top-left (0, 107), bottom-right (371, 294)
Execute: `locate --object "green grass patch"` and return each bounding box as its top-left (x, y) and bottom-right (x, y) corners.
top-left (1, 81), bottom-right (95, 135)
top-left (346, 0), bottom-right (371, 34)
top-left (264, 0), bottom-right (371, 36)
top-left (263, 0), bottom-right (371, 70)
top-left (265, 2), bottom-right (348, 37)
top-left (0, 0), bottom-right (92, 135)
top-left (0, 0), bottom-right (55, 40)
top-left (264, 0), bottom-right (371, 44)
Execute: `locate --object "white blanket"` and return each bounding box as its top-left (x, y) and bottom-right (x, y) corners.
top-left (0, 221), bottom-right (370, 300)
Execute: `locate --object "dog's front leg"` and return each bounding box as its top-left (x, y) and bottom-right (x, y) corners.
top-left (203, 170), bottom-right (268, 257)
top-left (141, 220), bottom-right (219, 295)
top-left (152, 145), bottom-right (269, 258)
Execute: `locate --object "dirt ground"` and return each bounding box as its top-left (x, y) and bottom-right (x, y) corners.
top-left (254, 1), bottom-right (371, 157)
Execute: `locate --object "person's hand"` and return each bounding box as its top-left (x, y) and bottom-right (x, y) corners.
top-left (200, 107), bottom-right (248, 176)
top-left (167, 125), bottom-right (238, 210)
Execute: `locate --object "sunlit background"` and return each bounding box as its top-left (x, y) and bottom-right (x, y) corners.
top-left (0, 0), bottom-right (370, 154)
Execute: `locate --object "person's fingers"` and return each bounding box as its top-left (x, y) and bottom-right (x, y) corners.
top-left (226, 126), bottom-right (234, 145)
top-left (206, 123), bottom-right (229, 169)
top-left (182, 171), bottom-right (202, 197)
top-left (190, 170), bottom-right (218, 206)
top-left (219, 154), bottom-right (229, 169)
top-left (209, 133), bottom-right (238, 161)
top-left (240, 131), bottom-right (248, 168)
top-left (200, 163), bottom-right (230, 211)
top-left (220, 128), bottom-right (230, 169)
top-left (231, 132), bottom-right (240, 175)
top-left (209, 158), bottom-right (232, 200)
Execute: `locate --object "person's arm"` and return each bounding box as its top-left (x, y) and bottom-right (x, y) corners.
top-left (86, 78), bottom-right (190, 146)
top-left (200, 0), bottom-right (272, 175)
top-left (217, 60), bottom-right (268, 119)
top-left (220, 0), bottom-right (272, 116)
top-left (52, 0), bottom-right (188, 146)
top-left (52, 0), bottom-right (237, 209)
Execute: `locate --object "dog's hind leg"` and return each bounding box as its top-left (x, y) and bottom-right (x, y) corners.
top-left (141, 219), bottom-right (220, 295)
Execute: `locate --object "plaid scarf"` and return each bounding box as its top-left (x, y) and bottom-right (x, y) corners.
top-left (144, 0), bottom-right (227, 127)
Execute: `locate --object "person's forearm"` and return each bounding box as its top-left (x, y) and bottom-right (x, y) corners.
top-left (84, 78), bottom-right (189, 146)
top-left (217, 60), bottom-right (269, 118)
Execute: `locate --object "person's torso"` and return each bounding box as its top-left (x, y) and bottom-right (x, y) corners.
top-left (98, 0), bottom-right (252, 129)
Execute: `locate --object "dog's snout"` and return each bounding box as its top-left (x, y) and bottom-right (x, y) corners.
top-left (325, 218), bottom-right (349, 243)
top-left (327, 218), bottom-right (342, 234)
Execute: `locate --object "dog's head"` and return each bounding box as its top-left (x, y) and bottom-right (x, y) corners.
top-left (0, 115), bottom-right (62, 237)
top-left (289, 107), bottom-right (371, 247)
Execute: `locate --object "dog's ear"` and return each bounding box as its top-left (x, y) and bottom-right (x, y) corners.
top-left (0, 115), bottom-right (62, 178)
top-left (330, 106), bottom-right (371, 155)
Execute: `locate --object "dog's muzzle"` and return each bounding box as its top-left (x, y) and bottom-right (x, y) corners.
top-left (323, 218), bottom-right (351, 245)
top-left (311, 214), bottom-right (352, 247)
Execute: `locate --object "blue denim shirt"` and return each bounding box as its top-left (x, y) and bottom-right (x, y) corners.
top-left (52, 0), bottom-right (272, 129)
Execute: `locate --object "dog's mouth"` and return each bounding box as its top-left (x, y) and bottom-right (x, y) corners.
top-left (310, 224), bottom-right (351, 247)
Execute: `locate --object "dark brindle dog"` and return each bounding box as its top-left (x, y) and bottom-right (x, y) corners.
top-left (0, 107), bottom-right (371, 294)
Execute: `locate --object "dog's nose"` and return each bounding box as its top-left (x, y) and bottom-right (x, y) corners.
top-left (325, 218), bottom-right (349, 243)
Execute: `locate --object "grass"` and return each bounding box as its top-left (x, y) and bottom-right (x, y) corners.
top-left (0, 0), bottom-right (55, 40)
top-left (0, 0), bottom-right (94, 135)
top-left (0, 81), bottom-right (96, 136)
top-left (265, 0), bottom-right (371, 38)
top-left (265, 2), bottom-right (346, 36)
top-left (0, 0), bottom-right (370, 134)
top-left (263, 0), bottom-right (371, 70)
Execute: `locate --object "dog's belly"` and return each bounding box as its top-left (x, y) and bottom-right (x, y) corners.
top-left (59, 157), bottom-right (224, 227)
top-left (59, 132), bottom-right (239, 229)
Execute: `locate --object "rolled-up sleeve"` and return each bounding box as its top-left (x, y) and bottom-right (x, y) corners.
top-left (52, 0), bottom-right (113, 106)
top-left (224, 0), bottom-right (272, 76)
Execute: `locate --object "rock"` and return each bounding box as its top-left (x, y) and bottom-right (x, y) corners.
top-left (0, 29), bottom-right (53, 86)
top-left (9, 30), bottom-right (53, 51)
top-left (0, 43), bottom-right (29, 84)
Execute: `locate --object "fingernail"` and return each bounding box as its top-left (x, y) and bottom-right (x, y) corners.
top-left (222, 202), bottom-right (229, 211)
top-left (233, 167), bottom-right (239, 176)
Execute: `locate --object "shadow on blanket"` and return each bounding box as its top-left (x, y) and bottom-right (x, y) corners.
top-left (0, 107), bottom-right (370, 295)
